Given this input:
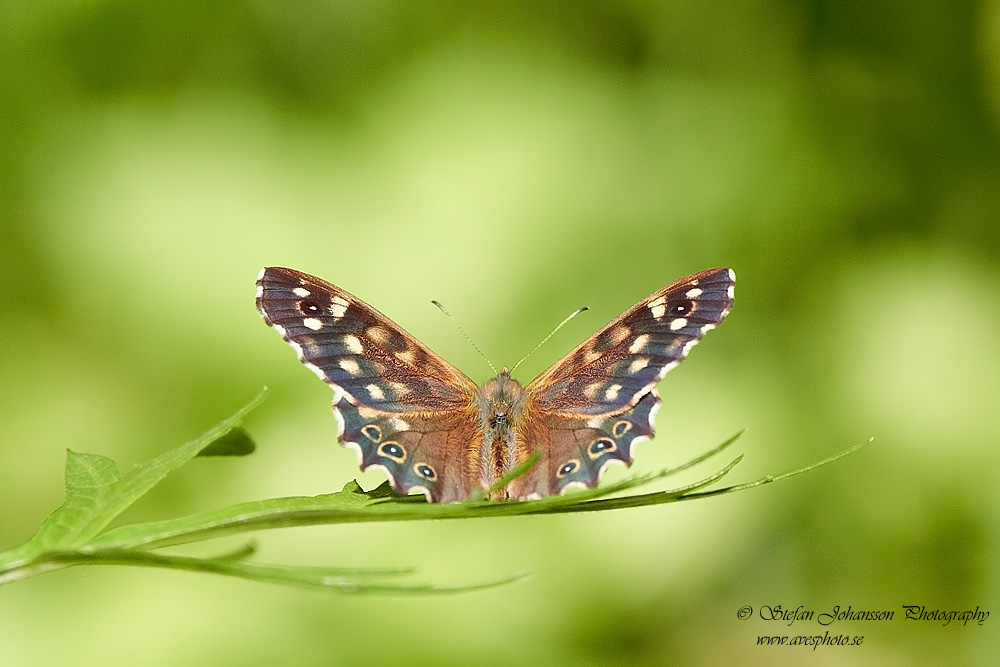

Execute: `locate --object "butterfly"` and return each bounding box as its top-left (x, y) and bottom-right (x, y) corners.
top-left (256, 267), bottom-right (734, 502)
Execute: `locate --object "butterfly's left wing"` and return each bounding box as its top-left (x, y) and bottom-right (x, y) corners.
top-left (508, 268), bottom-right (735, 499)
top-left (257, 267), bottom-right (482, 502)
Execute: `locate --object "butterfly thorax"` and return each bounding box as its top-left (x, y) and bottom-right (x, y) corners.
top-left (474, 368), bottom-right (528, 497)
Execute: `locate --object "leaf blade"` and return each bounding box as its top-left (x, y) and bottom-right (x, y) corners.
top-left (0, 389), bottom-right (267, 567)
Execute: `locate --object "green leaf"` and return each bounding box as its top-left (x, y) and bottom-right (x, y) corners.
top-left (0, 388), bottom-right (532, 593)
top-left (22, 545), bottom-right (527, 594)
top-left (0, 386), bottom-right (870, 594)
top-left (85, 431), bottom-right (870, 554)
top-left (196, 427), bottom-right (257, 457)
top-left (0, 389), bottom-right (267, 571)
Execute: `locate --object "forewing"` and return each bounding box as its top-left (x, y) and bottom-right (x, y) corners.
top-left (526, 268), bottom-right (734, 416)
top-left (257, 267), bottom-right (478, 412)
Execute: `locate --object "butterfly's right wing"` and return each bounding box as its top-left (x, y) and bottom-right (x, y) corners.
top-left (256, 267), bottom-right (482, 501)
top-left (507, 268), bottom-right (735, 499)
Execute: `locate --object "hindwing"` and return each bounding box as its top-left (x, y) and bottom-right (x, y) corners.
top-left (335, 397), bottom-right (480, 502)
top-left (508, 391), bottom-right (660, 499)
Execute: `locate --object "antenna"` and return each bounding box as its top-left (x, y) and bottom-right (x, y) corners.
top-left (431, 300), bottom-right (499, 375)
top-left (510, 306), bottom-right (588, 374)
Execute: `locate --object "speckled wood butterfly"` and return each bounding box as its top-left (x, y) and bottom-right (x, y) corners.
top-left (256, 267), bottom-right (735, 502)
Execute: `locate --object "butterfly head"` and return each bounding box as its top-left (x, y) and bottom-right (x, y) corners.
top-left (477, 370), bottom-right (527, 430)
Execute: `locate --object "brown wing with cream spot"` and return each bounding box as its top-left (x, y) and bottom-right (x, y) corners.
top-left (506, 392), bottom-right (660, 500)
top-left (526, 268), bottom-right (735, 417)
top-left (335, 396), bottom-right (481, 502)
top-left (511, 268), bottom-right (734, 497)
top-left (257, 266), bottom-right (478, 412)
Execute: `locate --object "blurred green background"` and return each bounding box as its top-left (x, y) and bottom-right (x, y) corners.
top-left (2, 0), bottom-right (998, 665)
